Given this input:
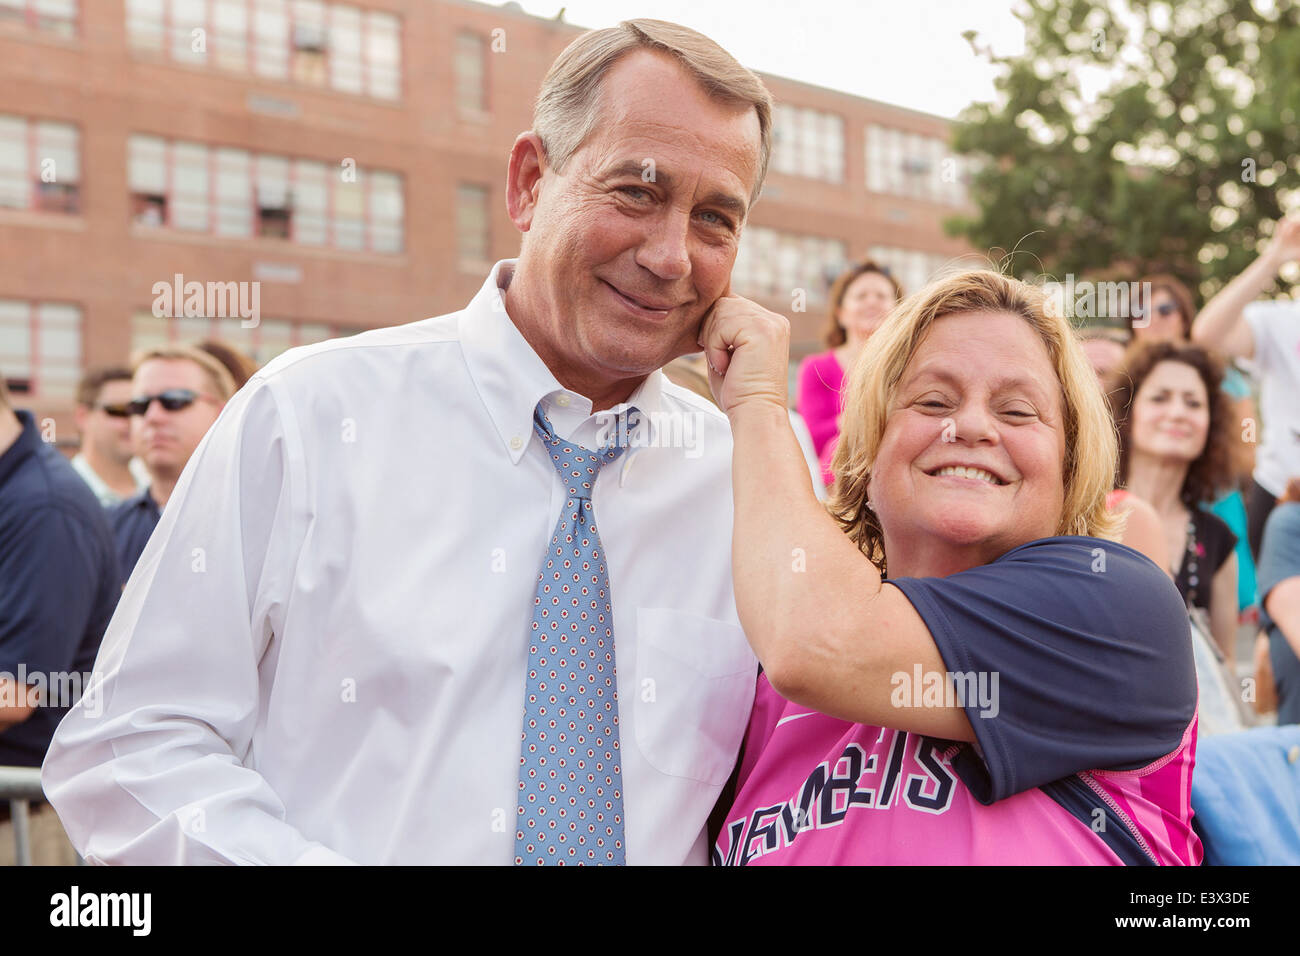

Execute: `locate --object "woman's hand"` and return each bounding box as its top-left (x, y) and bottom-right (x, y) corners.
top-left (697, 293), bottom-right (791, 416)
top-left (1265, 215), bottom-right (1300, 270)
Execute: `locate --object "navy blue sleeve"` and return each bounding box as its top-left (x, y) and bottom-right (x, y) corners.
top-left (887, 537), bottom-right (1197, 804)
top-left (1259, 504), bottom-right (1300, 621)
top-left (0, 504), bottom-right (105, 679)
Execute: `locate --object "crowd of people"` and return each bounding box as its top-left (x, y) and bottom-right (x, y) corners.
top-left (1, 17), bottom-right (1298, 866)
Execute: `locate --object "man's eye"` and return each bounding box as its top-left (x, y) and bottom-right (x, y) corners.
top-left (619, 186), bottom-right (651, 201)
top-left (698, 209), bottom-right (733, 229)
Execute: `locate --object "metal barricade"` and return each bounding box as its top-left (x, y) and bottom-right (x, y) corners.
top-left (0, 765), bottom-right (83, 866)
top-left (0, 765), bottom-right (44, 866)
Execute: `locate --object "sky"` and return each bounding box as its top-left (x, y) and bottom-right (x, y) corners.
top-left (509, 0), bottom-right (1029, 118)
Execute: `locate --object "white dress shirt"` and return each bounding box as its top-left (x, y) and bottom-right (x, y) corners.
top-left (42, 261), bottom-right (757, 865)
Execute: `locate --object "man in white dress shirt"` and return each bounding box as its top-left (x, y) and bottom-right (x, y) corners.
top-left (42, 19), bottom-right (772, 864)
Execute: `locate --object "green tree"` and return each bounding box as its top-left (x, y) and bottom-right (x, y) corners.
top-left (948, 0), bottom-right (1300, 310)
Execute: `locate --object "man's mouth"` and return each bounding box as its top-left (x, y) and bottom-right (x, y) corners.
top-left (603, 281), bottom-right (678, 317)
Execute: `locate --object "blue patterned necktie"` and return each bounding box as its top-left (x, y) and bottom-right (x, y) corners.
top-left (515, 403), bottom-right (635, 865)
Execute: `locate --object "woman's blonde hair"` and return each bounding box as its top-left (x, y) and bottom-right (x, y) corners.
top-left (826, 269), bottom-right (1121, 573)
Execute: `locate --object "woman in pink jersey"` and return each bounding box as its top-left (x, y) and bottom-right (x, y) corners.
top-left (797, 261), bottom-right (903, 487)
top-left (699, 270), bottom-right (1201, 865)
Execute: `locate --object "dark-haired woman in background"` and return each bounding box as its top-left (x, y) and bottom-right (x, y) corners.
top-left (1134, 274), bottom-right (1258, 615)
top-left (1111, 341), bottom-right (1240, 659)
top-left (797, 260), bottom-right (902, 486)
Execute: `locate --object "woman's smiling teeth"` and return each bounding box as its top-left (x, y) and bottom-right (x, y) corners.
top-left (930, 465), bottom-right (1005, 485)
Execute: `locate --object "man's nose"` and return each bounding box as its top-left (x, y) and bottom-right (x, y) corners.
top-left (141, 399), bottom-right (170, 425)
top-left (635, 210), bottom-right (692, 282)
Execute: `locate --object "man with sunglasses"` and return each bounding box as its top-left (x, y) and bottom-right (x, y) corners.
top-left (69, 367), bottom-right (150, 507)
top-left (106, 346), bottom-right (236, 587)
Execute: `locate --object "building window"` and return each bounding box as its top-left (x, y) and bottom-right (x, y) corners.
top-left (771, 105), bottom-right (844, 184)
top-left (0, 114), bottom-right (80, 214)
top-left (125, 0), bottom-right (164, 51)
top-left (867, 245), bottom-right (952, 295)
top-left (251, 0), bottom-right (289, 78)
top-left (215, 147), bottom-right (253, 237)
top-left (332, 175), bottom-right (364, 250)
top-left (364, 10), bottom-right (400, 100)
top-left (865, 124), bottom-right (969, 205)
top-left (455, 31), bottom-right (487, 114)
top-left (255, 153), bottom-right (290, 238)
top-left (456, 184), bottom-right (490, 266)
top-left (128, 134), bottom-right (167, 225)
top-left (169, 0), bottom-right (207, 63)
top-left (731, 226), bottom-right (847, 306)
top-left (290, 0), bottom-right (326, 86)
top-left (126, 0), bottom-right (400, 100)
top-left (328, 2), bottom-right (362, 94)
top-left (212, 0), bottom-right (247, 70)
top-left (0, 299), bottom-right (81, 401)
top-left (0, 0), bottom-right (78, 37)
top-left (292, 159), bottom-right (328, 245)
top-left (369, 170), bottom-right (403, 254)
top-left (127, 134), bottom-right (404, 253)
top-left (172, 141), bottom-right (210, 231)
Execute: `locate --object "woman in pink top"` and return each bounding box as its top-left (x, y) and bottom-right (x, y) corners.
top-left (798, 261), bottom-right (903, 485)
top-left (699, 271), bottom-right (1200, 865)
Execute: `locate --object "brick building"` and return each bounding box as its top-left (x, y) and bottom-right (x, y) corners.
top-left (0, 0), bottom-right (973, 435)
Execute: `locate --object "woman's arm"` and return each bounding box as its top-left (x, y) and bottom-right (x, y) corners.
top-left (702, 296), bottom-right (976, 741)
top-left (1210, 550), bottom-right (1240, 662)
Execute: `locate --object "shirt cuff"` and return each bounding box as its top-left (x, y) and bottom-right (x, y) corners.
top-left (292, 845), bottom-right (358, 866)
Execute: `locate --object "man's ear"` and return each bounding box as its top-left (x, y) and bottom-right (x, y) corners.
top-left (506, 132), bottom-right (548, 233)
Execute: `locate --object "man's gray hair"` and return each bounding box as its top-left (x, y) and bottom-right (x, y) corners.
top-left (533, 19), bottom-right (773, 208)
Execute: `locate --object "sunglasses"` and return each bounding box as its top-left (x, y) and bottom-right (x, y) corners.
top-left (121, 389), bottom-right (207, 417)
top-left (96, 401), bottom-right (133, 419)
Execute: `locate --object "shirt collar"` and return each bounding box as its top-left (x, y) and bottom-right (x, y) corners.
top-left (124, 484), bottom-right (161, 517)
top-left (0, 410), bottom-right (40, 490)
top-left (459, 260), bottom-right (669, 465)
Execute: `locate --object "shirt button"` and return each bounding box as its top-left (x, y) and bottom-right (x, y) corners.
top-left (509, 436), bottom-right (523, 451)
top-left (556, 394), bottom-right (571, 407)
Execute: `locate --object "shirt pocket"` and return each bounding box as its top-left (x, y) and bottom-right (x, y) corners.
top-left (633, 607), bottom-right (756, 785)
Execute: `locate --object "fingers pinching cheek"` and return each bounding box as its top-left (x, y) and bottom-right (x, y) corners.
top-left (698, 311), bottom-right (732, 377)
top-left (704, 345), bottom-right (731, 377)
